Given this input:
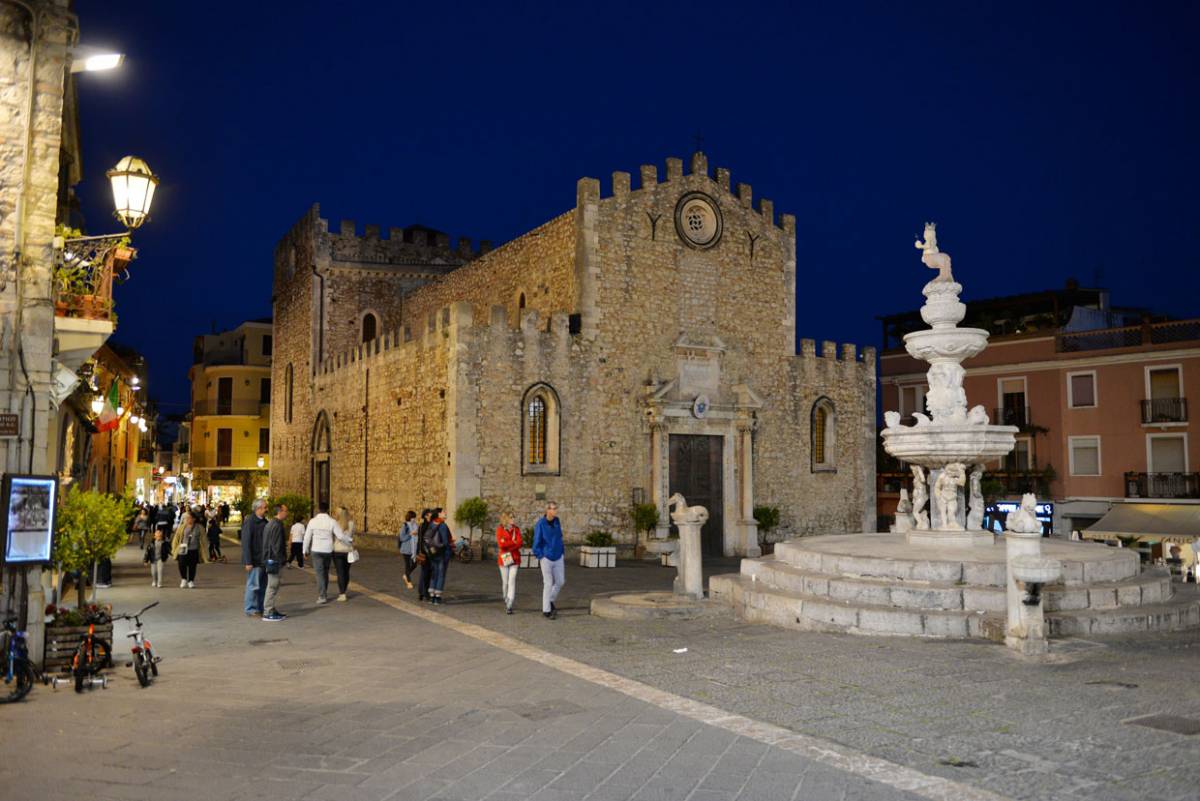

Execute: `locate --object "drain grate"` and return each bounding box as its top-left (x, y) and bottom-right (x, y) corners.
top-left (1085, 680), bottom-right (1138, 690)
top-left (1124, 714), bottom-right (1200, 736)
top-left (247, 638), bottom-right (289, 646)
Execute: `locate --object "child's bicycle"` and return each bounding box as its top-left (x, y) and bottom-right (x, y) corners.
top-left (69, 608), bottom-right (112, 693)
top-left (0, 615), bottom-right (41, 703)
top-left (114, 601), bottom-right (161, 687)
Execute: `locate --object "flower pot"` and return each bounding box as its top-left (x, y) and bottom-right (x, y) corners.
top-left (580, 545), bottom-right (616, 568)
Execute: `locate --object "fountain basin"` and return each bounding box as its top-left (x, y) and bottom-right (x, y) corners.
top-left (881, 422), bottom-right (1018, 468)
top-left (903, 327), bottom-right (990, 362)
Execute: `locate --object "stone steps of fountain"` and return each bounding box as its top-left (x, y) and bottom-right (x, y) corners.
top-left (741, 557), bottom-right (1174, 614)
top-left (709, 572), bottom-right (1200, 639)
top-left (772, 536), bottom-right (1140, 586)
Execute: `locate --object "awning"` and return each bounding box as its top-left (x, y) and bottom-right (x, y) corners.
top-left (1084, 503), bottom-right (1200, 545)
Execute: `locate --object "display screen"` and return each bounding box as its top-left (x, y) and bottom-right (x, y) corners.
top-left (2, 474), bottom-right (58, 565)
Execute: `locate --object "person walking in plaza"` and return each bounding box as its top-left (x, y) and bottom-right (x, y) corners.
top-left (240, 499), bottom-right (268, 616)
top-left (423, 509), bottom-right (450, 604)
top-left (532, 501), bottom-right (565, 619)
top-left (143, 529), bottom-right (169, 588)
top-left (303, 502), bottom-right (346, 605)
top-left (495, 512), bottom-right (522, 614)
top-left (398, 510), bottom-right (419, 589)
top-left (416, 509), bottom-right (434, 601)
top-left (133, 507), bottom-right (151, 549)
top-left (287, 514), bottom-right (307, 568)
top-left (206, 514), bottom-right (224, 562)
top-left (171, 509), bottom-right (207, 588)
top-left (260, 504), bottom-right (289, 622)
top-left (332, 506), bottom-right (356, 601)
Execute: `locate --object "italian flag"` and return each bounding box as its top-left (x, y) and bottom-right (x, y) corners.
top-left (95, 381), bottom-right (120, 432)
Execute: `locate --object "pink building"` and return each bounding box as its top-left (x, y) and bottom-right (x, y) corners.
top-left (879, 284), bottom-right (1200, 540)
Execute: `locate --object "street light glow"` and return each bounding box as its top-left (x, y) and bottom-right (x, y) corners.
top-left (90, 397), bottom-right (104, 414)
top-left (82, 53), bottom-right (124, 72)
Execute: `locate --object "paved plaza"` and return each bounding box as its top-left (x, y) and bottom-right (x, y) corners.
top-left (1, 540), bottom-right (1197, 801)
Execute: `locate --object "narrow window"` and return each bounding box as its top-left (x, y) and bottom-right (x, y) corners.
top-left (260, 377), bottom-right (271, 404)
top-left (528, 396), bottom-right (546, 465)
top-left (284, 364), bottom-right (293, 423)
top-left (362, 313), bottom-right (378, 343)
top-left (813, 407), bottom-right (827, 465)
top-left (259, 427), bottom-right (270, 455)
top-left (811, 398), bottom-right (836, 472)
top-left (262, 335), bottom-right (273, 357)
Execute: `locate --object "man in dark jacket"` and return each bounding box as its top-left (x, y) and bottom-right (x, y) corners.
top-left (241, 499), bottom-right (268, 616)
top-left (261, 504), bottom-right (288, 622)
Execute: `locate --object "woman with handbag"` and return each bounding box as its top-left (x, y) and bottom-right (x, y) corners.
top-left (495, 512), bottom-right (522, 614)
top-left (170, 508), bottom-right (208, 588)
top-left (398, 510), bottom-right (419, 590)
top-left (332, 506), bottom-right (357, 601)
top-left (416, 509), bottom-right (434, 602)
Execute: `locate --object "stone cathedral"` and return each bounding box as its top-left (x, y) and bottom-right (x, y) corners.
top-left (268, 153), bottom-right (876, 555)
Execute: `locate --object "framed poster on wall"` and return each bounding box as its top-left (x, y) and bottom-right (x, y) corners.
top-left (1, 474), bottom-right (58, 565)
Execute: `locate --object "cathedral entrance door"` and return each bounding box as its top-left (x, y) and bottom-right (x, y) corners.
top-left (668, 434), bottom-right (724, 556)
top-left (313, 459), bottom-right (330, 511)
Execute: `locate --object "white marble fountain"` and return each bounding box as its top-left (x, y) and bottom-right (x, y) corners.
top-left (711, 225), bottom-right (1200, 640)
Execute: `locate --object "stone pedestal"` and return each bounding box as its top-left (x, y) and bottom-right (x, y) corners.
top-left (1005, 530), bottom-right (1062, 656)
top-left (673, 520), bottom-right (703, 600)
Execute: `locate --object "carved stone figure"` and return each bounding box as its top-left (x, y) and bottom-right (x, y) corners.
top-left (668, 492), bottom-right (709, 526)
top-left (910, 465), bottom-right (929, 530)
top-left (934, 463), bottom-right (967, 531)
top-left (925, 362), bottom-right (968, 422)
top-left (1005, 493), bottom-right (1042, 535)
top-left (967, 405), bottom-right (990, 425)
top-left (967, 464), bottom-right (985, 530)
top-left (915, 222), bottom-right (954, 283)
top-left (911, 411), bottom-right (932, 427)
top-left (893, 489), bottom-right (915, 534)
top-left (884, 410), bottom-right (901, 429)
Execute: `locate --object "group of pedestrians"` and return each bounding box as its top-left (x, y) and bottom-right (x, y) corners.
top-left (396, 501), bottom-right (566, 618)
top-left (240, 500), bottom-right (358, 621)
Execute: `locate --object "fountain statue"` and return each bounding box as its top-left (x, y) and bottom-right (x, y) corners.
top-left (881, 223), bottom-right (1018, 546)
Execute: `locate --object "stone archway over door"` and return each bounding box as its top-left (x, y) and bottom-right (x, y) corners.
top-left (312, 411), bottom-right (331, 510)
top-left (669, 434), bottom-right (724, 556)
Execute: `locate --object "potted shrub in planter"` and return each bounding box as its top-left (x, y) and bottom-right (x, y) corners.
top-left (54, 486), bottom-right (129, 606)
top-left (753, 505), bottom-right (781, 555)
top-left (580, 531), bottom-right (616, 568)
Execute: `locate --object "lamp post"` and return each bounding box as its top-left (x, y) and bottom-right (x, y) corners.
top-left (106, 156), bottom-right (159, 231)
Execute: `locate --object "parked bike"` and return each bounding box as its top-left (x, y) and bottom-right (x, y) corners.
top-left (453, 535), bottom-right (474, 563)
top-left (70, 608), bottom-right (112, 693)
top-left (115, 602), bottom-right (160, 687)
top-left (1, 616), bottom-right (39, 703)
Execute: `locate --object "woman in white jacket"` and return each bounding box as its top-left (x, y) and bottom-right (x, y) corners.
top-left (331, 506), bottom-right (356, 601)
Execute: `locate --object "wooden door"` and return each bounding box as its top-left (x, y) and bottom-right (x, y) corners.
top-left (216, 428), bottom-right (232, 467)
top-left (669, 434), bottom-right (724, 556)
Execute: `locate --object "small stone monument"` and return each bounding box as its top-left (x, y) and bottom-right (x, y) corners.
top-left (1004, 493), bottom-right (1062, 656)
top-left (669, 493), bottom-right (708, 600)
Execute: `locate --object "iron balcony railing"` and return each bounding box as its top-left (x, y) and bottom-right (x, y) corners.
top-left (993, 405), bottom-right (1032, 429)
top-left (193, 399), bottom-right (268, 416)
top-left (1140, 397), bottom-right (1187, 424)
top-left (1125, 472), bottom-right (1200, 499)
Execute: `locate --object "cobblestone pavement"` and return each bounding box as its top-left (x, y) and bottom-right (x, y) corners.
top-left (343, 543), bottom-right (1200, 801)
top-left (1, 544), bottom-right (950, 801)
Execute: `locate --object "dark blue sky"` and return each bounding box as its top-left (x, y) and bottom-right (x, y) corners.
top-left (74, 1), bottom-right (1200, 411)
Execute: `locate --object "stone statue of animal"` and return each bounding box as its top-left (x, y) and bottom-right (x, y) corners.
top-left (668, 493), bottom-right (709, 526)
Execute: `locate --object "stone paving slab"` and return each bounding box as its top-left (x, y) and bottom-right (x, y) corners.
top-left (2, 544), bottom-right (944, 801)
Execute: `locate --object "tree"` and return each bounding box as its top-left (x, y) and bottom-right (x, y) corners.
top-left (454, 497), bottom-right (489, 544)
top-left (266, 493), bottom-right (312, 528)
top-left (54, 487), bottom-right (130, 606)
top-left (630, 503), bottom-right (659, 538)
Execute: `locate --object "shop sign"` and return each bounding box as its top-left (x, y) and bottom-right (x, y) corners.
top-left (0, 413), bottom-right (18, 438)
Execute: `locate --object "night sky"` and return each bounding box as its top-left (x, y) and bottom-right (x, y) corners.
top-left (73, 1), bottom-right (1200, 415)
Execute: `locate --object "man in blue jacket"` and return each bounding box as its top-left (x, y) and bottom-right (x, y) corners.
top-left (531, 501), bottom-right (565, 619)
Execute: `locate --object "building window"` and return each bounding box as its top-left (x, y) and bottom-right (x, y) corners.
top-left (262, 334), bottom-right (273, 357)
top-left (812, 398), bottom-right (836, 472)
top-left (284, 364), bottom-right (293, 423)
top-left (259, 428), bottom-right (270, 455)
top-left (997, 376), bottom-right (1028, 427)
top-left (1067, 371), bottom-right (1096, 408)
top-left (1004, 437), bottom-right (1031, 472)
top-left (216, 428), bottom-right (233, 467)
top-left (1144, 365), bottom-right (1185, 423)
top-left (1147, 434), bottom-right (1187, 474)
top-left (898, 385), bottom-right (926, 423)
top-left (521, 383), bottom-right (561, 475)
top-left (362, 312), bottom-right (378, 343)
top-left (1069, 436), bottom-right (1101, 476)
top-left (260, 378), bottom-right (271, 404)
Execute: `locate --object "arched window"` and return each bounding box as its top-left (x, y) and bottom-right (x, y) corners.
top-left (521, 383), bottom-right (561, 475)
top-left (311, 410), bottom-right (332, 510)
top-left (812, 398), bottom-right (836, 472)
top-left (361, 312), bottom-right (378, 343)
top-left (518, 293), bottom-right (526, 310)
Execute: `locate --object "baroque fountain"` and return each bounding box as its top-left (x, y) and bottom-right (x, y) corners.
top-left (711, 225), bottom-right (1200, 641)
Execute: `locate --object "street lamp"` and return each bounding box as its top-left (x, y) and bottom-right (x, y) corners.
top-left (69, 46), bottom-right (125, 74)
top-left (90, 397), bottom-right (104, 414)
top-left (256, 456), bottom-right (265, 468)
top-left (107, 156), bottom-right (159, 230)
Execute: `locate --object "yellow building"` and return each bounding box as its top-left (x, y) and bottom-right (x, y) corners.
top-left (188, 319), bottom-right (272, 504)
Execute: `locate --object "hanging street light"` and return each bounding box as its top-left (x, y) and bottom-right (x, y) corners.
top-left (107, 156), bottom-right (159, 230)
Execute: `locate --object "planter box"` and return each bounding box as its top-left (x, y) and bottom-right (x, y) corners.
top-left (520, 548), bottom-right (539, 569)
top-left (44, 621), bottom-right (113, 674)
top-left (580, 545), bottom-right (617, 568)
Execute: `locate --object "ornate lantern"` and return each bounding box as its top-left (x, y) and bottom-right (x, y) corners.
top-left (107, 156), bottom-right (159, 230)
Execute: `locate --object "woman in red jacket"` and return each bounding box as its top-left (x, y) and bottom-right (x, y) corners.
top-left (496, 512), bottom-right (523, 614)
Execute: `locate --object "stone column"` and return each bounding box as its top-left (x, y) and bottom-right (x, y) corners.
top-left (738, 421), bottom-right (760, 557)
top-left (649, 421), bottom-right (669, 540)
top-left (670, 495), bottom-right (707, 600)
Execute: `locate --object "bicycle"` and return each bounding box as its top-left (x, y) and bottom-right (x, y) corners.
top-left (115, 602), bottom-right (161, 687)
top-left (0, 616), bottom-right (39, 704)
top-left (453, 535), bottom-right (474, 564)
top-left (70, 608), bottom-right (112, 693)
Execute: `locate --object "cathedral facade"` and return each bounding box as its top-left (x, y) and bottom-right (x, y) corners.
top-left (268, 153), bottom-right (875, 554)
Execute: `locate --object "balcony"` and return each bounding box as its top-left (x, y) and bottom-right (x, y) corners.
top-left (193, 399), bottom-right (268, 416)
top-left (52, 243), bottom-right (135, 373)
top-left (993, 405), bottom-right (1032, 429)
top-left (1125, 472), bottom-right (1200, 499)
top-left (1141, 397), bottom-right (1187, 424)
top-left (1057, 318), bottom-right (1200, 353)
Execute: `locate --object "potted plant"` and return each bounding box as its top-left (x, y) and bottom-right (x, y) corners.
top-left (753, 505), bottom-right (781, 554)
top-left (580, 530), bottom-right (616, 568)
top-left (454, 496), bottom-right (489, 559)
top-left (53, 487), bottom-right (130, 606)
